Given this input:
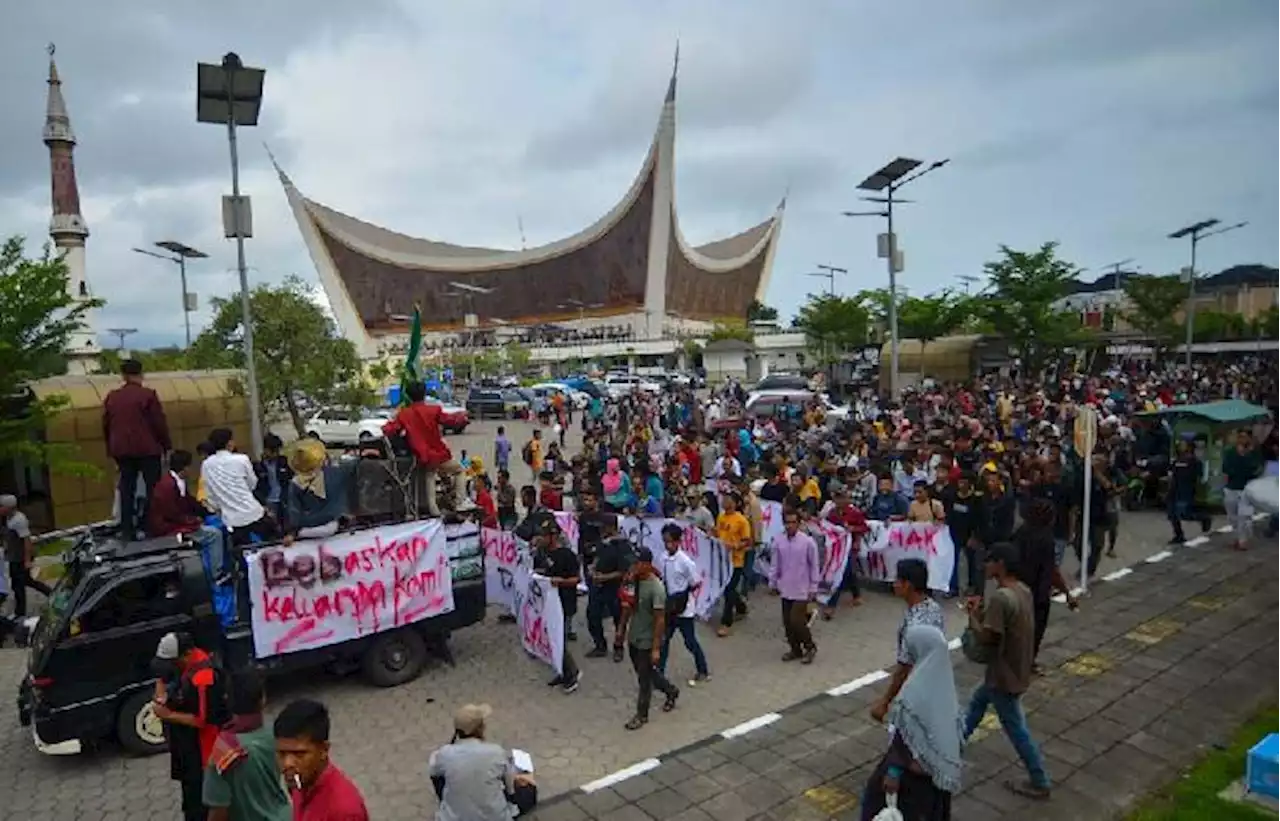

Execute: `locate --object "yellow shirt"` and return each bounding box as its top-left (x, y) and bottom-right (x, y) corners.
top-left (716, 511), bottom-right (753, 568)
top-left (530, 440), bottom-right (543, 470)
top-left (798, 478), bottom-right (821, 502)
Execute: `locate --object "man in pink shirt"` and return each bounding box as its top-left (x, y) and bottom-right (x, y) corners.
top-left (767, 508), bottom-right (821, 664)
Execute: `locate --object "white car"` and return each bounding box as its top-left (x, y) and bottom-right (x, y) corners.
top-left (604, 374), bottom-right (660, 397)
top-left (530, 382), bottom-right (590, 409)
top-left (305, 408), bottom-right (390, 445)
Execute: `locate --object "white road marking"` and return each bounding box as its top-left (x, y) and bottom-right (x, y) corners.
top-left (1252, 512), bottom-right (1270, 521)
top-left (1145, 551), bottom-right (1173, 563)
top-left (1217, 525), bottom-right (1234, 534)
top-left (580, 759), bottom-right (661, 793)
top-left (1102, 567), bottom-right (1134, 581)
top-left (720, 713), bottom-right (781, 738)
top-left (826, 669), bottom-right (890, 697)
top-left (1183, 536), bottom-right (1210, 547)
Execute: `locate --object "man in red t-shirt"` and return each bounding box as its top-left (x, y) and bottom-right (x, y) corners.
top-left (274, 699), bottom-right (370, 821)
top-left (383, 381), bottom-right (465, 517)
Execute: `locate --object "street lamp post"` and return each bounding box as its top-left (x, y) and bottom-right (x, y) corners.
top-left (197, 52), bottom-right (266, 457)
top-left (1168, 219), bottom-right (1247, 368)
top-left (132, 241), bottom-right (208, 348)
top-left (843, 157), bottom-right (949, 398)
top-left (808, 263), bottom-right (848, 297)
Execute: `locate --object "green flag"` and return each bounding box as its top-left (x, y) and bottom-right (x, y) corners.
top-left (399, 306), bottom-right (422, 406)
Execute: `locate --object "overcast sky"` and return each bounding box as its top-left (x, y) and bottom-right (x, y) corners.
top-left (3, 1), bottom-right (1276, 350)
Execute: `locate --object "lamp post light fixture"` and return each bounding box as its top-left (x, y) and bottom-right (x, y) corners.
top-left (843, 157), bottom-right (949, 398)
top-left (808, 264), bottom-right (848, 297)
top-left (132, 242), bottom-right (207, 348)
top-left (197, 51), bottom-right (266, 457)
top-left (1168, 219), bottom-right (1247, 368)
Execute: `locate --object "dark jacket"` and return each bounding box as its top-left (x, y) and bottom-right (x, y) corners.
top-left (254, 457), bottom-right (294, 507)
top-left (285, 461), bottom-right (356, 534)
top-left (147, 473), bottom-right (204, 537)
top-left (103, 382), bottom-right (172, 459)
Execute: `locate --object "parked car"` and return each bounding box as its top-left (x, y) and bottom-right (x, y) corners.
top-left (603, 374), bottom-right (661, 397)
top-left (754, 373), bottom-right (810, 392)
top-left (304, 407), bottom-right (390, 445)
top-left (744, 389), bottom-right (815, 419)
top-left (426, 398), bottom-right (469, 434)
top-left (530, 383), bottom-right (590, 410)
top-left (466, 389), bottom-right (527, 420)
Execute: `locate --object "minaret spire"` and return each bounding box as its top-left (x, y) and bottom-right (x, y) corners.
top-left (43, 44), bottom-right (99, 373)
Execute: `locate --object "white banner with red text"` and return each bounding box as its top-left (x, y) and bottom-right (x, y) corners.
top-left (755, 500), bottom-right (954, 592)
top-left (247, 520), bottom-right (455, 658)
top-left (481, 527), bottom-right (525, 613)
top-left (541, 514), bottom-right (732, 621)
top-left (512, 561), bottom-right (565, 675)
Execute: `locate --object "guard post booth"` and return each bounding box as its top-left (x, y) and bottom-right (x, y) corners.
top-left (6, 370), bottom-right (250, 531)
top-left (1137, 399), bottom-right (1273, 507)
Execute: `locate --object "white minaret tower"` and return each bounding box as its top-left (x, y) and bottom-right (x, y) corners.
top-left (44, 45), bottom-right (100, 374)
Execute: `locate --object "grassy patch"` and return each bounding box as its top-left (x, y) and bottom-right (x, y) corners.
top-left (1127, 704), bottom-right (1277, 821)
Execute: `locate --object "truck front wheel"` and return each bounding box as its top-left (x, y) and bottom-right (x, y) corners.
top-left (116, 690), bottom-right (168, 756)
top-left (361, 628), bottom-right (427, 687)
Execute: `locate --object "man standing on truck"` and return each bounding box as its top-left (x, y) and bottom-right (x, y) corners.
top-left (203, 669), bottom-right (292, 821)
top-left (152, 631), bottom-right (229, 821)
top-left (383, 380), bottom-right (465, 518)
top-left (201, 428), bottom-right (278, 547)
top-left (103, 358), bottom-right (172, 540)
top-left (0, 495), bottom-right (51, 618)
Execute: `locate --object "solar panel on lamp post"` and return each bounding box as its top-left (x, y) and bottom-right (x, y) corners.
top-left (842, 157), bottom-right (949, 398)
top-left (197, 52), bottom-right (266, 456)
top-left (1168, 219), bottom-right (1247, 368)
top-left (133, 242), bottom-right (208, 349)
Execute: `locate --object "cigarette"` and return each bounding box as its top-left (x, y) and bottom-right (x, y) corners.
top-left (292, 774), bottom-right (302, 790)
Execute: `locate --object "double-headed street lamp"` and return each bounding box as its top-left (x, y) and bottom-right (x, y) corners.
top-left (132, 242), bottom-right (207, 348)
top-left (197, 51), bottom-right (266, 457)
top-left (1168, 219), bottom-right (1248, 368)
top-left (808, 263), bottom-right (848, 296)
top-left (843, 157), bottom-right (949, 398)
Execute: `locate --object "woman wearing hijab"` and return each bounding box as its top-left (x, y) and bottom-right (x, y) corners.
top-left (861, 624), bottom-right (963, 820)
top-left (601, 458), bottom-right (633, 512)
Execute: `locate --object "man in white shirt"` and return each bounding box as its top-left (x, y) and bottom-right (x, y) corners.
top-left (200, 428), bottom-right (278, 546)
top-left (655, 523), bottom-right (710, 686)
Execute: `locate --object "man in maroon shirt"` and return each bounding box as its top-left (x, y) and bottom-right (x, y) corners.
top-left (274, 699), bottom-right (369, 821)
top-left (103, 359), bottom-right (172, 539)
top-left (382, 381), bottom-right (464, 517)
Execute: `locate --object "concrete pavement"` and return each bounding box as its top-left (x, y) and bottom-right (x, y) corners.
top-left (525, 514), bottom-right (1278, 821)
top-left (0, 487), bottom-right (1224, 820)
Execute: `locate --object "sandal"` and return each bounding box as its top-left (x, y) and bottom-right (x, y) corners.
top-left (625, 715), bottom-right (648, 731)
top-left (662, 692), bottom-right (679, 712)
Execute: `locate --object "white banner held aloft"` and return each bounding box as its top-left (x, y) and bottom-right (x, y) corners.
top-left (615, 517), bottom-right (732, 621)
top-left (513, 563), bottom-right (564, 675)
top-left (247, 519), bottom-right (455, 658)
top-left (754, 500), bottom-right (787, 579)
top-left (855, 521), bottom-right (955, 592)
top-left (481, 527), bottom-right (524, 614)
top-left (813, 518), bottom-right (853, 592)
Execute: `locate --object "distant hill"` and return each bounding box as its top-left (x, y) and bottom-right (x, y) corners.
top-left (1067, 264), bottom-right (1278, 294)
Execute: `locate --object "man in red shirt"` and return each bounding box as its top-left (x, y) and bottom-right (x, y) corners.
top-left (822, 489), bottom-right (868, 616)
top-left (274, 699), bottom-right (370, 821)
top-left (383, 381), bottom-right (464, 517)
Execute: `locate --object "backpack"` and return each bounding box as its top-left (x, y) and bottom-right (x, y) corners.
top-left (522, 440), bottom-right (534, 465)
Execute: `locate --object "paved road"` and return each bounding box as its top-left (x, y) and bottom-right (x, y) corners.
top-left (530, 512), bottom-right (1278, 820)
top-left (0, 485), bottom-right (1196, 821)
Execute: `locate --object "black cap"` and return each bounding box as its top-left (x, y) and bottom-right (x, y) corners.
top-left (634, 546), bottom-right (654, 563)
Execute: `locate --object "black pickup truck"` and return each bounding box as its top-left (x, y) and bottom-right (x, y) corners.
top-left (17, 519), bottom-right (485, 757)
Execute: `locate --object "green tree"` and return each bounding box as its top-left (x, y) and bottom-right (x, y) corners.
top-left (977, 243), bottom-right (1084, 378)
top-left (1121, 274), bottom-right (1186, 351)
top-left (188, 276), bottom-right (367, 435)
top-left (502, 341), bottom-right (532, 375)
top-left (0, 236), bottom-right (104, 474)
top-left (706, 320), bottom-right (755, 343)
top-left (746, 299), bottom-right (779, 323)
top-left (95, 346), bottom-right (191, 375)
top-left (793, 294), bottom-right (871, 363)
top-left (1248, 305), bottom-right (1278, 340)
top-left (898, 292), bottom-right (966, 358)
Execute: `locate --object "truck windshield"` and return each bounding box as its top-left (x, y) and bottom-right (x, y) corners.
top-left (27, 563), bottom-right (83, 666)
